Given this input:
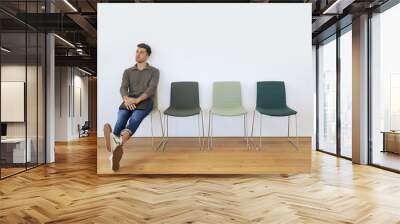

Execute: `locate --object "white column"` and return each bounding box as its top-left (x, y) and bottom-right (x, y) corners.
top-left (46, 32), bottom-right (55, 163)
top-left (352, 14), bottom-right (369, 164)
top-left (45, 0), bottom-right (56, 163)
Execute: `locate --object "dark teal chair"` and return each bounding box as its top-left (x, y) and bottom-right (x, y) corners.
top-left (159, 82), bottom-right (204, 151)
top-left (251, 81), bottom-right (298, 149)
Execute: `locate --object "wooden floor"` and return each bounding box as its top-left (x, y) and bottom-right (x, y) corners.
top-left (1, 135), bottom-right (400, 223)
top-left (373, 151), bottom-right (400, 171)
top-left (0, 167), bottom-right (26, 178)
top-left (1, 163), bottom-right (44, 178)
top-left (97, 137), bottom-right (311, 174)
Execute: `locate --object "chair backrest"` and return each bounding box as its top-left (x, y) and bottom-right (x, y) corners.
top-left (170, 82), bottom-right (200, 109)
top-left (256, 81), bottom-right (287, 109)
top-left (82, 121), bottom-right (90, 129)
top-left (213, 81), bottom-right (242, 108)
top-left (152, 91), bottom-right (159, 111)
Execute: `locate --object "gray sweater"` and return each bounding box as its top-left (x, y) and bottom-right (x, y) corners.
top-left (120, 63), bottom-right (160, 98)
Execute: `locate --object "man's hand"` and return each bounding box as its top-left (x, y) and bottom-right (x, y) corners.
top-left (125, 102), bottom-right (136, 110)
top-left (131, 97), bottom-right (140, 104)
top-left (123, 96), bottom-right (137, 110)
top-left (125, 96), bottom-right (140, 104)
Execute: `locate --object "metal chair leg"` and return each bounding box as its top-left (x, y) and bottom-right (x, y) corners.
top-left (250, 110), bottom-right (299, 151)
top-left (250, 110), bottom-right (256, 150)
top-left (159, 110), bottom-right (164, 137)
top-left (208, 110), bottom-right (212, 150)
top-left (200, 110), bottom-right (205, 150)
top-left (159, 112), bottom-right (205, 151)
top-left (296, 114), bottom-right (299, 149)
top-left (208, 112), bottom-right (249, 150)
top-left (150, 112), bottom-right (154, 150)
top-left (156, 111), bottom-right (166, 151)
top-left (160, 114), bottom-right (169, 152)
top-left (210, 111), bottom-right (214, 148)
top-left (208, 111), bottom-right (215, 150)
top-left (259, 112), bottom-right (262, 150)
top-left (197, 113), bottom-right (202, 150)
top-left (157, 110), bottom-right (165, 149)
top-left (287, 114), bottom-right (299, 150)
top-left (287, 115), bottom-right (290, 142)
top-left (244, 114), bottom-right (249, 149)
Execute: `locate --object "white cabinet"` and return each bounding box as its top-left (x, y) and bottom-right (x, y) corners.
top-left (1, 138), bottom-right (32, 163)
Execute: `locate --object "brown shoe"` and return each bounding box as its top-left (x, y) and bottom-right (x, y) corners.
top-left (111, 145), bottom-right (123, 171)
top-left (103, 123), bottom-right (112, 152)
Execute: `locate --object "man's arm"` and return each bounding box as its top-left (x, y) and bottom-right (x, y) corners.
top-left (120, 70), bottom-right (129, 98)
top-left (120, 70), bottom-right (136, 110)
top-left (136, 68), bottom-right (160, 103)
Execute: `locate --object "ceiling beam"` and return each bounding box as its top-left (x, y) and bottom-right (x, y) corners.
top-left (322, 0), bottom-right (356, 14)
top-left (55, 55), bottom-right (96, 71)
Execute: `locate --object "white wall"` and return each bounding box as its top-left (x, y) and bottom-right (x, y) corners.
top-left (1, 65), bottom-right (39, 138)
top-left (55, 67), bottom-right (68, 141)
top-left (55, 67), bottom-right (89, 141)
top-left (71, 73), bottom-right (89, 138)
top-left (98, 3), bottom-right (313, 137)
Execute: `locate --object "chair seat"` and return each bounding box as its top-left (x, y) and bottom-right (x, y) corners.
top-left (164, 107), bottom-right (201, 117)
top-left (211, 106), bottom-right (246, 116)
top-left (256, 107), bottom-right (297, 116)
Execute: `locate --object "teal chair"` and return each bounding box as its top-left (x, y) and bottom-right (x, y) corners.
top-left (251, 81), bottom-right (298, 149)
top-left (158, 82), bottom-right (205, 151)
top-left (208, 81), bottom-right (249, 149)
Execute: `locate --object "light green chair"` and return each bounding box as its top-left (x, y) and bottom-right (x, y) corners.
top-left (208, 81), bottom-right (249, 149)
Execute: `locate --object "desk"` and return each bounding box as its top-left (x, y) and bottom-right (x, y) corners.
top-left (382, 131), bottom-right (400, 154)
top-left (1, 138), bottom-right (32, 163)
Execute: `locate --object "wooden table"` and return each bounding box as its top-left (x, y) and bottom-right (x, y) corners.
top-left (382, 131), bottom-right (400, 154)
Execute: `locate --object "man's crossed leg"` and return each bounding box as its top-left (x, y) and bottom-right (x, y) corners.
top-left (103, 105), bottom-right (152, 171)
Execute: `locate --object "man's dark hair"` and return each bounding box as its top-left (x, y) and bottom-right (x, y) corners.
top-left (137, 43), bottom-right (151, 56)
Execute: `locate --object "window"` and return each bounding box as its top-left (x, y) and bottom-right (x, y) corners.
top-left (370, 3), bottom-right (400, 171)
top-left (318, 36), bottom-right (337, 155)
top-left (317, 26), bottom-right (353, 159)
top-left (390, 74), bottom-right (400, 130)
top-left (340, 29), bottom-right (352, 158)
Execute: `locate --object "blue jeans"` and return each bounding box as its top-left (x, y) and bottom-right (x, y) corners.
top-left (113, 100), bottom-right (153, 137)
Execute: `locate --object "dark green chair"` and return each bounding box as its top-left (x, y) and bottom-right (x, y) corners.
top-left (251, 81), bottom-right (298, 149)
top-left (159, 82), bottom-right (204, 151)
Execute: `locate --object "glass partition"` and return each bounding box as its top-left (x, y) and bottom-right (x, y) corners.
top-left (0, 1), bottom-right (46, 179)
top-left (317, 36), bottom-right (337, 155)
top-left (1, 31), bottom-right (28, 177)
top-left (370, 3), bottom-right (400, 171)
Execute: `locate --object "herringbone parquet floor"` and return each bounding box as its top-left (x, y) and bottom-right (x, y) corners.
top-left (1, 135), bottom-right (400, 224)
